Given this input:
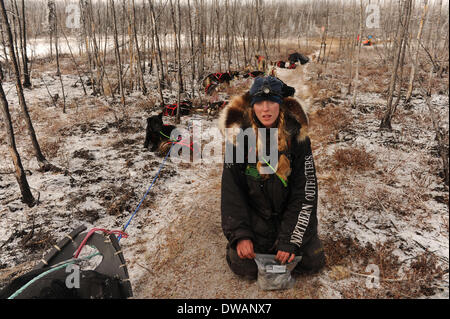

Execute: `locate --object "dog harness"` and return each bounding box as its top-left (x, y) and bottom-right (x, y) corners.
top-left (163, 102), bottom-right (190, 116)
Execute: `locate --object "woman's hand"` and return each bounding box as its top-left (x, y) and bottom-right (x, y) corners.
top-left (275, 250), bottom-right (295, 264)
top-left (236, 239), bottom-right (256, 259)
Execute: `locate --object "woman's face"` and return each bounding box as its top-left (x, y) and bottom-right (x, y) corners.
top-left (253, 100), bottom-right (280, 128)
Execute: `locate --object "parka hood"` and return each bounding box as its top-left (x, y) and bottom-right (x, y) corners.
top-left (218, 92), bottom-right (309, 146)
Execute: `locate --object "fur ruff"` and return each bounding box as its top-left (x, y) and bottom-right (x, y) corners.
top-left (218, 92), bottom-right (309, 181)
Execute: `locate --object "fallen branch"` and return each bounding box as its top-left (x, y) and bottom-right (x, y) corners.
top-left (349, 270), bottom-right (409, 282)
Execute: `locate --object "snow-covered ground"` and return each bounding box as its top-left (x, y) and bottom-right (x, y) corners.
top-left (0, 46), bottom-right (448, 298)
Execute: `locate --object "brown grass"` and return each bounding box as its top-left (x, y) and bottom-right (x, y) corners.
top-left (331, 146), bottom-right (376, 172)
top-left (318, 171), bottom-right (353, 214)
top-left (40, 137), bottom-right (63, 159)
top-left (322, 235), bottom-right (444, 298)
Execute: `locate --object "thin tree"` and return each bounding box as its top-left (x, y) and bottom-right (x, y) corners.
top-left (47, 0), bottom-right (55, 60)
top-left (352, 0), bottom-right (364, 107)
top-left (20, 0), bottom-right (30, 88)
top-left (130, 0), bottom-right (147, 95)
top-left (187, 0), bottom-right (195, 98)
top-left (149, 0), bottom-right (165, 104)
top-left (426, 0), bottom-right (443, 96)
top-left (0, 64), bottom-right (35, 207)
top-left (53, 1), bottom-right (66, 113)
top-left (380, 0), bottom-right (412, 130)
top-left (405, 0), bottom-right (428, 102)
top-left (110, 0), bottom-right (125, 106)
top-left (176, 0), bottom-right (182, 124)
top-left (0, 0), bottom-right (55, 172)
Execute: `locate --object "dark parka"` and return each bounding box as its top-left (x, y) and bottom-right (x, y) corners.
top-left (218, 92), bottom-right (319, 256)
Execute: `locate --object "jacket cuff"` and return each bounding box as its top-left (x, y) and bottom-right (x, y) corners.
top-left (276, 241), bottom-right (298, 255)
top-left (230, 229), bottom-right (254, 249)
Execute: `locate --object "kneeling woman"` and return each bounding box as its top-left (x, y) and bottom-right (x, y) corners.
top-left (219, 76), bottom-right (325, 280)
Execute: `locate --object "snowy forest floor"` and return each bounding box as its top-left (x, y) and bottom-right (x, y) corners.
top-left (0, 45), bottom-right (448, 299)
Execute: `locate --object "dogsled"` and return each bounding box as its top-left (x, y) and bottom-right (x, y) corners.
top-left (1, 226), bottom-right (132, 299)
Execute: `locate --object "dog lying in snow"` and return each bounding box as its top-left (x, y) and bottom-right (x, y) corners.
top-left (288, 52), bottom-right (310, 65)
top-left (202, 71), bottom-right (239, 95)
top-left (143, 112), bottom-right (198, 158)
top-left (144, 112), bottom-right (176, 152)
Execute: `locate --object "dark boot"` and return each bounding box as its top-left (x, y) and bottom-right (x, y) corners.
top-left (294, 235), bottom-right (326, 275)
top-left (225, 245), bottom-right (258, 280)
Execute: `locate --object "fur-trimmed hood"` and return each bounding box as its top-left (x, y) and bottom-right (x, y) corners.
top-left (218, 92), bottom-right (310, 145)
top-left (218, 91), bottom-right (310, 182)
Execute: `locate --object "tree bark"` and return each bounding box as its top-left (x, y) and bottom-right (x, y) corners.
top-left (0, 66), bottom-right (35, 207)
top-left (110, 0), bottom-right (125, 106)
top-left (0, 0), bottom-right (54, 172)
top-left (20, 0), bottom-right (30, 88)
top-left (131, 0), bottom-right (147, 95)
top-left (405, 0), bottom-right (428, 102)
top-left (380, 0), bottom-right (412, 130)
top-left (148, 0), bottom-right (164, 105)
top-left (352, 0), bottom-right (364, 107)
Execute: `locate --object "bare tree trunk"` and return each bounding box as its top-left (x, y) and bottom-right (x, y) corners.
top-left (215, 0), bottom-right (222, 71)
top-left (110, 0), bottom-right (125, 106)
top-left (0, 0), bottom-right (55, 172)
top-left (176, 0), bottom-right (182, 124)
top-left (131, 0), bottom-right (147, 95)
top-left (256, 0), bottom-right (268, 62)
top-left (0, 66), bottom-right (35, 207)
top-left (20, 0), bottom-right (30, 88)
top-left (380, 0), bottom-right (412, 130)
top-left (88, 0), bottom-right (104, 97)
top-left (53, 4), bottom-right (66, 113)
top-left (352, 0), bottom-right (364, 107)
top-left (346, 0), bottom-right (357, 94)
top-left (318, 1), bottom-right (329, 64)
top-left (198, 0), bottom-right (205, 80)
top-left (80, 0), bottom-right (96, 96)
top-left (426, 0), bottom-right (443, 96)
top-left (60, 24), bottom-right (87, 96)
top-left (405, 0), bottom-right (428, 102)
top-left (12, 0), bottom-right (21, 76)
top-left (225, 0), bottom-right (231, 71)
top-left (392, 14), bottom-right (411, 112)
top-left (256, 0), bottom-right (261, 52)
top-left (148, 0), bottom-right (164, 105)
top-left (187, 0), bottom-right (195, 99)
top-left (149, 0), bottom-right (165, 88)
top-left (47, 0), bottom-right (55, 60)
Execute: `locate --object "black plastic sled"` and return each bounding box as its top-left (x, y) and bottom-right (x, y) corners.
top-left (0, 225), bottom-right (133, 299)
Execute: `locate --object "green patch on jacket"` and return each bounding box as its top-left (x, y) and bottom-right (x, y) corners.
top-left (245, 164), bottom-right (260, 179)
